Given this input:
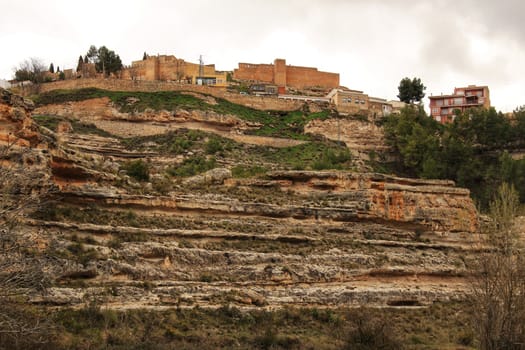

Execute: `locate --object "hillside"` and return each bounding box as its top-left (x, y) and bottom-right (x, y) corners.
top-left (0, 86), bottom-right (487, 348)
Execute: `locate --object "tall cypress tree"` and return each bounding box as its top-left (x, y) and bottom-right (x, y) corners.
top-left (76, 55), bottom-right (84, 72)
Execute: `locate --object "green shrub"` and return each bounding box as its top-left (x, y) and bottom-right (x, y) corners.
top-left (152, 176), bottom-right (173, 194)
top-left (121, 160), bottom-right (150, 181)
top-left (167, 156), bottom-right (216, 177)
top-left (170, 138), bottom-right (193, 154)
top-left (312, 149), bottom-right (352, 170)
top-left (205, 137), bottom-right (224, 154)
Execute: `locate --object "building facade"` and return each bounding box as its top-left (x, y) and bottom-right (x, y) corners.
top-left (429, 85), bottom-right (490, 123)
top-left (329, 89), bottom-right (369, 115)
top-left (369, 97), bottom-right (392, 119)
top-left (233, 58), bottom-right (339, 90)
top-left (387, 100), bottom-right (407, 115)
top-left (122, 55), bottom-right (228, 87)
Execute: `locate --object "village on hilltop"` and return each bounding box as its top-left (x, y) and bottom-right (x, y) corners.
top-left (8, 51), bottom-right (490, 123)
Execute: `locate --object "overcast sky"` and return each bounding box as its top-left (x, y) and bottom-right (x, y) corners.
top-left (1, 0), bottom-right (524, 112)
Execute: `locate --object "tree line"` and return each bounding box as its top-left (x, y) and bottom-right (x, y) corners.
top-left (383, 104), bottom-right (525, 208)
top-left (13, 45), bottom-right (123, 84)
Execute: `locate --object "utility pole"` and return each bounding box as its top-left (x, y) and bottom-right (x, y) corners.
top-left (199, 55), bottom-right (204, 85)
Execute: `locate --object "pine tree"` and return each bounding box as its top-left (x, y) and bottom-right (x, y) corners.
top-left (76, 55), bottom-right (84, 72)
top-left (397, 77), bottom-right (426, 104)
top-left (143, 52), bottom-right (147, 60)
top-left (49, 63), bottom-right (54, 73)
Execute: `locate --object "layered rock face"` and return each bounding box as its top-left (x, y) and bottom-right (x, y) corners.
top-left (35, 96), bottom-right (250, 128)
top-left (0, 88), bottom-right (43, 148)
top-left (31, 168), bottom-right (479, 309)
top-left (1, 88), bottom-right (481, 310)
top-left (305, 118), bottom-right (388, 158)
top-left (0, 88), bottom-right (53, 195)
top-left (266, 171), bottom-right (478, 233)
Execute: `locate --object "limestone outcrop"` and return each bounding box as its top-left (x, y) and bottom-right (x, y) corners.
top-left (0, 88), bottom-right (53, 196)
top-left (0, 88), bottom-right (44, 148)
top-left (266, 171), bottom-right (478, 233)
top-left (1, 88), bottom-right (483, 311)
top-left (305, 118), bottom-right (388, 158)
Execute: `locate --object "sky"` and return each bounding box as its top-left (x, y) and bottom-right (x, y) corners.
top-left (1, 0), bottom-right (524, 112)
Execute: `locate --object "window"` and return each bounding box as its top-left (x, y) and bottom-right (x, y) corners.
top-left (436, 100), bottom-right (444, 106)
top-left (432, 108), bottom-right (440, 115)
top-left (454, 97), bottom-right (463, 105)
top-left (441, 108), bottom-right (449, 115)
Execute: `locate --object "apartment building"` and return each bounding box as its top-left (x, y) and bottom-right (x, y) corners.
top-left (429, 85), bottom-right (490, 123)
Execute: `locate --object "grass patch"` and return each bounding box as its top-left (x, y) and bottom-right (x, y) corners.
top-left (249, 110), bottom-right (331, 140)
top-left (260, 141), bottom-right (352, 170)
top-left (49, 301), bottom-right (475, 349)
top-left (167, 155), bottom-right (216, 177)
top-left (121, 129), bottom-right (235, 156)
top-left (231, 165), bottom-right (267, 178)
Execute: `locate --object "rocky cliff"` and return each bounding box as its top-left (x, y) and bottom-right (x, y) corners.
top-left (0, 88), bottom-right (44, 148)
top-left (0, 88), bottom-right (482, 311)
top-left (0, 88), bottom-right (53, 196)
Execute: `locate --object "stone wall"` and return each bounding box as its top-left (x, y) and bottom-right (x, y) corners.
top-left (234, 63), bottom-right (274, 83)
top-left (286, 65), bottom-right (339, 89)
top-left (26, 79), bottom-right (304, 111)
top-left (233, 59), bottom-right (340, 89)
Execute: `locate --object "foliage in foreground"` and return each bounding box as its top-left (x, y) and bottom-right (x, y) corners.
top-left (0, 146), bottom-right (55, 349)
top-left (46, 302), bottom-right (473, 350)
top-left (470, 183), bottom-right (525, 349)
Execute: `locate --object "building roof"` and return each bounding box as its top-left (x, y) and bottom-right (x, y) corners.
top-left (369, 96), bottom-right (388, 103)
top-left (456, 85), bottom-right (489, 89)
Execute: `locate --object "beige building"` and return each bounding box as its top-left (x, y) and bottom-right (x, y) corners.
top-left (329, 89), bottom-right (369, 115)
top-left (388, 100), bottom-right (408, 114)
top-left (122, 55), bottom-right (228, 87)
top-left (369, 97), bottom-right (392, 119)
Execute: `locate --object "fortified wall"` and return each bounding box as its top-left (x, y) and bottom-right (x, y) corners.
top-left (233, 59), bottom-right (340, 89)
top-left (24, 79), bottom-right (303, 111)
